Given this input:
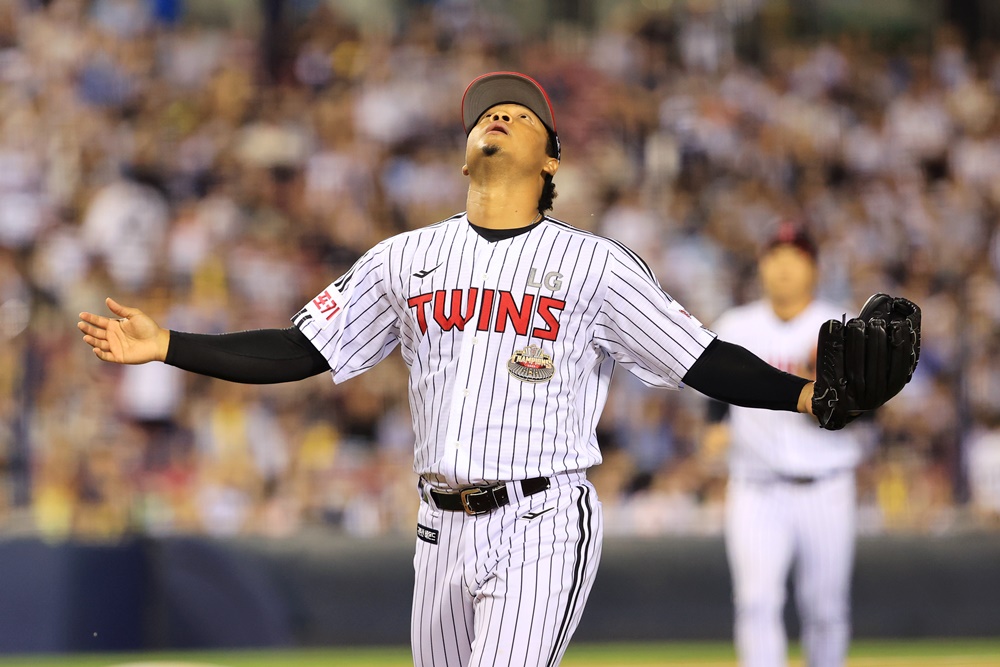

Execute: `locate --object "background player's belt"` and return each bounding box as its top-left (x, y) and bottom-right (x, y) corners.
top-left (428, 477), bottom-right (551, 515)
top-left (740, 469), bottom-right (851, 486)
top-left (782, 475), bottom-right (821, 485)
top-left (767, 469), bottom-right (851, 485)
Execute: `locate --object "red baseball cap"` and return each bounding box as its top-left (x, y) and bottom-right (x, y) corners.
top-left (461, 71), bottom-right (561, 160)
top-left (765, 221), bottom-right (818, 261)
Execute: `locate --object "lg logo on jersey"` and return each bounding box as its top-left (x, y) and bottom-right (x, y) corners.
top-left (526, 268), bottom-right (563, 291)
top-left (407, 288), bottom-right (566, 340)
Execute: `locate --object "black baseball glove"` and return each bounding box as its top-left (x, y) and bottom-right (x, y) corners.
top-left (811, 293), bottom-right (921, 430)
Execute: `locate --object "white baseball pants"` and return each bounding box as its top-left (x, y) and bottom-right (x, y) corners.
top-left (726, 473), bottom-right (856, 667)
top-left (411, 472), bottom-right (603, 667)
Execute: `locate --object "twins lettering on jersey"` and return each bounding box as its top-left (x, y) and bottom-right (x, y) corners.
top-left (407, 267), bottom-right (566, 339)
top-left (407, 288), bottom-right (566, 340)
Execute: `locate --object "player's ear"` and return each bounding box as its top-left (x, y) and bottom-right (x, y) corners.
top-left (542, 157), bottom-right (559, 177)
top-left (462, 164), bottom-right (470, 176)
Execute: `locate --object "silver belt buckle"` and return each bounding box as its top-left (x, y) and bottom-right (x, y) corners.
top-left (460, 487), bottom-right (491, 515)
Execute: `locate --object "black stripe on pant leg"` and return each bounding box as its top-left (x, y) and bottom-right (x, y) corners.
top-left (546, 485), bottom-right (593, 667)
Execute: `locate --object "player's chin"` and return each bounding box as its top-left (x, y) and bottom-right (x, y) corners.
top-left (481, 143), bottom-right (502, 157)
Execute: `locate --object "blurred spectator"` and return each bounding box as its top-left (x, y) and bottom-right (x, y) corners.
top-left (81, 165), bottom-right (170, 292)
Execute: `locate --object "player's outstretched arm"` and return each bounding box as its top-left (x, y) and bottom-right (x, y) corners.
top-left (78, 297), bottom-right (170, 365)
top-left (80, 297), bottom-right (330, 384)
top-left (683, 339), bottom-right (815, 416)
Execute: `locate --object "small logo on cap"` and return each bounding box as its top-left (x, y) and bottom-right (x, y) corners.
top-left (507, 344), bottom-right (555, 383)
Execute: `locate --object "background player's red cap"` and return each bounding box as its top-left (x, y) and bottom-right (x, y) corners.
top-left (462, 71), bottom-right (561, 160)
top-left (764, 221), bottom-right (818, 261)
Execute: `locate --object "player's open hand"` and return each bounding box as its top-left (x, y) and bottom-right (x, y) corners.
top-left (78, 297), bottom-right (170, 365)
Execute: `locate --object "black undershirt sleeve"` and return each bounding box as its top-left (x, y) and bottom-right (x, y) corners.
top-left (682, 338), bottom-right (810, 412)
top-left (164, 327), bottom-right (330, 384)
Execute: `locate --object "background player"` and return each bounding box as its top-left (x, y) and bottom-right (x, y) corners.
top-left (79, 72), bottom-right (839, 667)
top-left (702, 223), bottom-right (867, 667)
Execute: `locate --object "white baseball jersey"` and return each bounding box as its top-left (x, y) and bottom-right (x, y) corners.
top-left (293, 213), bottom-right (717, 489)
top-left (712, 299), bottom-right (863, 480)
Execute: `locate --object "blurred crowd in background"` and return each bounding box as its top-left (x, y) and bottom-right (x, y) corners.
top-left (1, 0), bottom-right (1000, 542)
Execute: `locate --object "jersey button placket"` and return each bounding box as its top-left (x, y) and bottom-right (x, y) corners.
top-left (444, 244), bottom-right (492, 478)
top-left (464, 249), bottom-right (495, 410)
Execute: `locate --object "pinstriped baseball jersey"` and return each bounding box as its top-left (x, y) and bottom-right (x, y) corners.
top-left (293, 213), bottom-right (716, 489)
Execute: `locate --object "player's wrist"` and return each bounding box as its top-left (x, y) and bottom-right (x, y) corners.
top-left (798, 382), bottom-right (814, 415)
top-left (156, 328), bottom-right (171, 363)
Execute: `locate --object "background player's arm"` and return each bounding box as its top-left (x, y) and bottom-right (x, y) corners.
top-left (699, 400), bottom-right (732, 467)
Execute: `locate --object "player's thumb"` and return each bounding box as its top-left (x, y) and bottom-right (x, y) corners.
top-left (105, 297), bottom-right (139, 320)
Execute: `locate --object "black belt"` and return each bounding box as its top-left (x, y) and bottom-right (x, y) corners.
top-left (782, 475), bottom-right (820, 485)
top-left (427, 477), bottom-right (551, 515)
top-left (742, 470), bottom-right (850, 486)
top-left (776, 469), bottom-right (849, 485)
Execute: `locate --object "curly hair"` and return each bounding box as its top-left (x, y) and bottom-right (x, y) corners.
top-left (537, 131), bottom-right (558, 214)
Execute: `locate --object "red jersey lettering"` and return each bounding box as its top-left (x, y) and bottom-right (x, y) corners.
top-left (433, 288), bottom-right (478, 331)
top-left (407, 293), bottom-right (434, 333)
top-left (408, 288), bottom-right (563, 340)
top-left (532, 296), bottom-right (566, 341)
top-left (495, 292), bottom-right (534, 335)
top-left (477, 289), bottom-right (495, 331)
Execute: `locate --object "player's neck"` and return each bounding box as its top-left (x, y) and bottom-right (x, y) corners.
top-left (466, 179), bottom-right (542, 230)
top-left (770, 295), bottom-right (812, 322)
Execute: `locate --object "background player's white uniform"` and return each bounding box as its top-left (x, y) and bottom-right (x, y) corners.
top-left (295, 213), bottom-right (716, 667)
top-left (712, 299), bottom-right (865, 667)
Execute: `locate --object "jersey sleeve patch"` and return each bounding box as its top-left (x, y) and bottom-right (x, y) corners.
top-left (304, 286), bottom-right (346, 330)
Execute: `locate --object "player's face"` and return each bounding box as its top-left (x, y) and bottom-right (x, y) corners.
top-left (758, 245), bottom-right (817, 303)
top-left (463, 103), bottom-right (557, 178)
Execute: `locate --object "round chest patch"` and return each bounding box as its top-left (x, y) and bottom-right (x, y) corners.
top-left (507, 344), bottom-right (555, 383)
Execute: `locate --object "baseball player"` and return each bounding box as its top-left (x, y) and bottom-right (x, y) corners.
top-left (80, 73), bottom-right (829, 667)
top-left (704, 224), bottom-right (865, 667)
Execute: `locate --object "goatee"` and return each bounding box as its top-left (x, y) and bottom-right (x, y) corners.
top-left (482, 144), bottom-right (501, 157)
